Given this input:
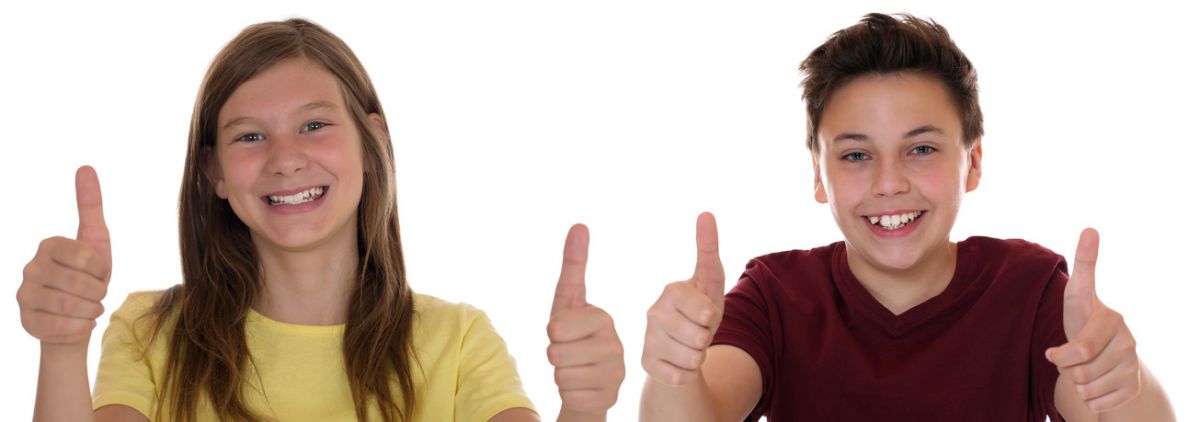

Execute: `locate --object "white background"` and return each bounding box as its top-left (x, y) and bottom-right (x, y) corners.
top-left (2, 1), bottom-right (1197, 420)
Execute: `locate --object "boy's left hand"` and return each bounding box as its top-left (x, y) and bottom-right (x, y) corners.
top-left (1046, 228), bottom-right (1141, 412)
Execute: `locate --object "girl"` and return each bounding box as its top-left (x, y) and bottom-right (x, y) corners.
top-left (17, 18), bottom-right (619, 422)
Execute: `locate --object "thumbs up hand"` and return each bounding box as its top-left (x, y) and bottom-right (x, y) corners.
top-left (641, 212), bottom-right (726, 386)
top-left (547, 224), bottom-right (625, 417)
top-left (1046, 228), bottom-right (1142, 413)
top-left (18, 166), bottom-right (113, 346)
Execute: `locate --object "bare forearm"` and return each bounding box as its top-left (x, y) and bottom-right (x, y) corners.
top-left (34, 344), bottom-right (95, 422)
top-left (1099, 362), bottom-right (1175, 422)
top-left (639, 377), bottom-right (718, 422)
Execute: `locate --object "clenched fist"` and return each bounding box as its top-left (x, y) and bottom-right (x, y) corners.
top-left (547, 224), bottom-right (624, 419)
top-left (642, 212), bottom-right (725, 386)
top-left (18, 166), bottom-right (112, 346)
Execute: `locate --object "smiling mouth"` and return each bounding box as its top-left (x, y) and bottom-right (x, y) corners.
top-left (265, 186), bottom-right (327, 206)
top-left (864, 210), bottom-right (925, 231)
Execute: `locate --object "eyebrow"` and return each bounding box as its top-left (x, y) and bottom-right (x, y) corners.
top-left (832, 125), bottom-right (946, 143)
top-left (220, 100), bottom-right (339, 131)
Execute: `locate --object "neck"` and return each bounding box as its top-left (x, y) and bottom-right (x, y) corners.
top-left (250, 227), bottom-right (358, 326)
top-left (846, 240), bottom-right (958, 316)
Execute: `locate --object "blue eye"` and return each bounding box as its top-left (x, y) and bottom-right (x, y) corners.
top-left (235, 133), bottom-right (265, 143)
top-left (303, 121), bottom-right (329, 132)
top-left (842, 151), bottom-right (870, 162)
top-left (912, 145), bottom-right (936, 155)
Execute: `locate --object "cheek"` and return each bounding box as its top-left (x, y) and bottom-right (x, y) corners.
top-left (823, 165), bottom-right (869, 206)
top-left (910, 161), bottom-right (966, 204)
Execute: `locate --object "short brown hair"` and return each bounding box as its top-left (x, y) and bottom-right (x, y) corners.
top-left (800, 13), bottom-right (982, 151)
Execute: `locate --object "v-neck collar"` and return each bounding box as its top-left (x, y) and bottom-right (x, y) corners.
top-left (831, 239), bottom-right (980, 337)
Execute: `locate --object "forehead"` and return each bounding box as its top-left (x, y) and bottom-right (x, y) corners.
top-left (818, 72), bottom-right (962, 145)
top-left (217, 58), bottom-right (346, 125)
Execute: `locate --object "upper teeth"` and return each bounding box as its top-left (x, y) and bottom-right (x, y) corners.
top-left (268, 187), bottom-right (325, 205)
top-left (868, 211), bottom-right (922, 230)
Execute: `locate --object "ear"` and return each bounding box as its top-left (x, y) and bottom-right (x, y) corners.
top-left (367, 113), bottom-right (388, 141)
top-left (964, 139), bottom-right (983, 193)
top-left (201, 146), bottom-right (228, 199)
top-left (812, 152), bottom-right (829, 204)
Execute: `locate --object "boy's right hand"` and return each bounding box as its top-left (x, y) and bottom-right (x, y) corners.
top-left (642, 212), bottom-right (726, 386)
top-left (17, 166), bottom-right (111, 347)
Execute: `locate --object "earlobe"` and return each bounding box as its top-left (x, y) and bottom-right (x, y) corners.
top-left (812, 154), bottom-right (829, 204)
top-left (964, 140), bottom-right (983, 192)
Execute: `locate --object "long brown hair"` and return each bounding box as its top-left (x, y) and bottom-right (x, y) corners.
top-left (150, 18), bottom-right (416, 421)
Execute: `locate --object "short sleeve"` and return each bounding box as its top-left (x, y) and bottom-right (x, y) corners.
top-left (92, 292), bottom-right (161, 418)
top-left (1031, 261), bottom-right (1069, 422)
top-left (454, 308), bottom-right (536, 422)
top-left (711, 260), bottom-right (776, 420)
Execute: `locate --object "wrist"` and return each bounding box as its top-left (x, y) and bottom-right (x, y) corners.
top-left (557, 406), bottom-right (605, 422)
top-left (41, 341), bottom-right (89, 358)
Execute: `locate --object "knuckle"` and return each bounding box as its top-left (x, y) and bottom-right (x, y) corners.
top-left (37, 237), bottom-right (57, 253)
top-left (55, 293), bottom-right (73, 314)
top-left (70, 247), bottom-right (94, 269)
top-left (546, 317), bottom-right (567, 340)
top-left (1075, 344), bottom-right (1094, 361)
top-left (22, 261), bottom-right (39, 282)
top-left (1071, 367), bottom-right (1090, 384)
top-left (546, 345), bottom-right (563, 366)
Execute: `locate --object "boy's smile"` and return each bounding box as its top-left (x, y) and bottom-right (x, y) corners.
top-left (812, 71), bottom-right (981, 286)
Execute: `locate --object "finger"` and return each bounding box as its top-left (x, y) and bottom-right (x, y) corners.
top-left (40, 237), bottom-right (107, 281)
top-left (1063, 228), bottom-right (1100, 338)
top-left (27, 285), bottom-right (105, 320)
top-left (547, 333), bottom-right (623, 368)
top-left (552, 224), bottom-right (589, 315)
top-left (1061, 318), bottom-right (1134, 384)
top-left (34, 263), bottom-right (108, 302)
top-left (75, 166), bottom-right (112, 279)
top-left (661, 282), bottom-right (721, 329)
top-left (648, 299), bottom-right (714, 350)
top-left (25, 311), bottom-right (96, 342)
top-left (547, 306), bottom-right (613, 343)
top-left (1074, 356), bottom-right (1139, 402)
top-left (1083, 378), bottom-right (1140, 413)
top-left (642, 354), bottom-right (699, 386)
top-left (692, 212), bottom-right (726, 305)
top-left (646, 332), bottom-right (707, 371)
top-left (1047, 314), bottom-right (1120, 368)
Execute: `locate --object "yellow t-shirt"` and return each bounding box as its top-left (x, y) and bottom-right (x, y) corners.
top-left (92, 291), bottom-right (536, 421)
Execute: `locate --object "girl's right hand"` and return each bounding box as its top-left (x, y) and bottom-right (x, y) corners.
top-left (17, 166), bottom-right (111, 347)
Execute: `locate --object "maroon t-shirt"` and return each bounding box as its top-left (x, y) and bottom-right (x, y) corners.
top-left (712, 237), bottom-right (1067, 421)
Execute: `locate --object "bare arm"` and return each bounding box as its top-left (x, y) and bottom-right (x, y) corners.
top-left (640, 345), bottom-right (762, 421)
top-left (23, 167), bottom-right (127, 422)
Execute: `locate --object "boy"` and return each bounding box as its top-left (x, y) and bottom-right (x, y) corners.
top-left (638, 13), bottom-right (1174, 421)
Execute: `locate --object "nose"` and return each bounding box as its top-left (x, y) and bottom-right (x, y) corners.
top-left (266, 134), bottom-right (308, 176)
top-left (872, 156), bottom-right (910, 197)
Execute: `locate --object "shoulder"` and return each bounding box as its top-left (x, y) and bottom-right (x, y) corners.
top-left (960, 236), bottom-right (1067, 271)
top-left (411, 293), bottom-right (495, 338)
top-left (741, 241), bottom-right (843, 283)
top-left (108, 289), bottom-right (173, 329)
